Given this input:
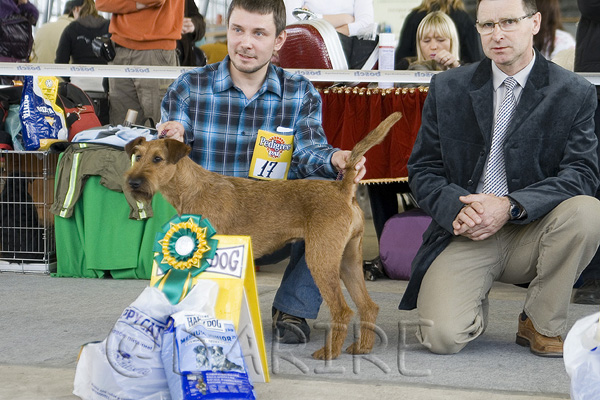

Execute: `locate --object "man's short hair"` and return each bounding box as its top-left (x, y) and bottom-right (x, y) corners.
top-left (226, 0), bottom-right (287, 35)
top-left (476, 0), bottom-right (538, 15)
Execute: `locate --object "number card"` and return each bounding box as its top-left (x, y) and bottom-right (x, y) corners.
top-left (249, 129), bottom-right (293, 180)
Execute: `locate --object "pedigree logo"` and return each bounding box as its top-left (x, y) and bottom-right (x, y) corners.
top-left (259, 136), bottom-right (292, 159)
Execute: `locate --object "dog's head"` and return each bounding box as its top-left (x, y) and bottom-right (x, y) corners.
top-left (123, 137), bottom-right (191, 202)
top-left (193, 345), bottom-right (208, 356)
top-left (209, 346), bottom-right (225, 361)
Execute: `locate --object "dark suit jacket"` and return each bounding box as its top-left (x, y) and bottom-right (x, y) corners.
top-left (399, 51), bottom-right (599, 310)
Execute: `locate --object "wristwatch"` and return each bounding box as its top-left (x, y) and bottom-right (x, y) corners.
top-left (507, 197), bottom-right (526, 220)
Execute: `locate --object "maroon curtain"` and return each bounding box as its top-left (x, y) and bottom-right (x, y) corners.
top-left (320, 87), bottom-right (428, 181)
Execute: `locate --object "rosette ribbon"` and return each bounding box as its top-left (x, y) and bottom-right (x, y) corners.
top-left (152, 214), bottom-right (218, 304)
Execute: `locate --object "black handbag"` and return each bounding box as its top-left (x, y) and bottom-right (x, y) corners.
top-left (0, 14), bottom-right (34, 60)
top-left (91, 34), bottom-right (116, 62)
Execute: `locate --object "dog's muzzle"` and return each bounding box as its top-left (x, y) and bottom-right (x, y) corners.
top-left (128, 177), bottom-right (143, 190)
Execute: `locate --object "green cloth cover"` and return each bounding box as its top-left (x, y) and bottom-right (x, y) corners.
top-left (53, 175), bottom-right (177, 279)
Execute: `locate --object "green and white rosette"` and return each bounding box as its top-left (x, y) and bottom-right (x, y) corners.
top-left (152, 214), bottom-right (218, 304)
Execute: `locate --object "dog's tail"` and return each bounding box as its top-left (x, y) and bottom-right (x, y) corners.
top-left (341, 111), bottom-right (403, 190)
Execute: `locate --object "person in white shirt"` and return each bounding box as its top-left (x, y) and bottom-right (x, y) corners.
top-left (283, 0), bottom-right (374, 37)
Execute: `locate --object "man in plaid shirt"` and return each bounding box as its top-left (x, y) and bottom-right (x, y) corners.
top-left (159, 0), bottom-right (366, 344)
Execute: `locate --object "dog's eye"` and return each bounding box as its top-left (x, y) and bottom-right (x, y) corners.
top-left (135, 155), bottom-right (141, 162)
top-left (153, 156), bottom-right (163, 163)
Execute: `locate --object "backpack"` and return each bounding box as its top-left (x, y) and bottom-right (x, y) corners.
top-left (56, 82), bottom-right (102, 141)
top-left (0, 14), bottom-right (34, 60)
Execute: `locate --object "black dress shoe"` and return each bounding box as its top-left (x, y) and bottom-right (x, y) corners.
top-left (573, 279), bottom-right (600, 305)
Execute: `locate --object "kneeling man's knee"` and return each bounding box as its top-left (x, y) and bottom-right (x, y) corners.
top-left (417, 316), bottom-right (483, 355)
top-left (557, 196), bottom-right (600, 238)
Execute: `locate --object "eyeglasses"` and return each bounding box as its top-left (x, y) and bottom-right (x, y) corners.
top-left (475, 14), bottom-right (534, 35)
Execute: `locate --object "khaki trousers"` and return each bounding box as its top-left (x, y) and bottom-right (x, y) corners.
top-left (108, 47), bottom-right (177, 126)
top-left (416, 195), bottom-right (600, 354)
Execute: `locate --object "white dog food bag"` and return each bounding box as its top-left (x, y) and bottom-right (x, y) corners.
top-left (73, 281), bottom-right (218, 400)
top-left (161, 311), bottom-right (256, 400)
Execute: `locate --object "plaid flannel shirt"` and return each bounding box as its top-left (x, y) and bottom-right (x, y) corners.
top-left (161, 56), bottom-right (339, 179)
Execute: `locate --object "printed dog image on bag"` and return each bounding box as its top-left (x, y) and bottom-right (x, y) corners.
top-left (193, 344), bottom-right (244, 372)
top-left (208, 345), bottom-right (244, 372)
top-left (193, 345), bottom-right (209, 369)
top-left (162, 311), bottom-right (256, 399)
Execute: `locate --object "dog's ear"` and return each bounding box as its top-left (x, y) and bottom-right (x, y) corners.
top-left (164, 139), bottom-right (191, 164)
top-left (124, 136), bottom-right (146, 157)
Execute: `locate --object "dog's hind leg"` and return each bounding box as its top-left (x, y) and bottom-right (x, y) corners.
top-left (340, 234), bottom-right (380, 355)
top-left (305, 235), bottom-right (354, 360)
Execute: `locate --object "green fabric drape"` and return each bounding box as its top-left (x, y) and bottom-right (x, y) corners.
top-left (53, 175), bottom-right (176, 279)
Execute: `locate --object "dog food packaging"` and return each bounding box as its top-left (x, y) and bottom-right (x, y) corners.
top-left (162, 311), bottom-right (256, 400)
top-left (19, 76), bottom-right (68, 150)
top-left (73, 281), bottom-right (218, 400)
top-left (249, 128), bottom-right (293, 181)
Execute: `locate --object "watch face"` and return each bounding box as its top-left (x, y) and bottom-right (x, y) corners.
top-left (510, 204), bottom-right (520, 219)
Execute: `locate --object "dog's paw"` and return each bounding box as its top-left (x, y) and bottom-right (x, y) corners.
top-left (345, 342), bottom-right (372, 355)
top-left (312, 347), bottom-right (339, 360)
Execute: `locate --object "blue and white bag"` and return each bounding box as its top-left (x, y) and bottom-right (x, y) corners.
top-left (19, 76), bottom-right (68, 150)
top-left (565, 312), bottom-right (600, 400)
top-left (162, 311), bottom-right (256, 400)
top-left (74, 282), bottom-right (218, 400)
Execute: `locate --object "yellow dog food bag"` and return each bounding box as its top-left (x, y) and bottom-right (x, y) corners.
top-left (249, 128), bottom-right (293, 180)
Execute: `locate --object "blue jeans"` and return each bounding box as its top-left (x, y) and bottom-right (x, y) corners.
top-left (272, 241), bottom-right (322, 319)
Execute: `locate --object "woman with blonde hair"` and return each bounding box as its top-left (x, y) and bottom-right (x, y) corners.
top-left (396, 11), bottom-right (461, 70)
top-left (395, 0), bottom-right (481, 69)
top-left (416, 11), bottom-right (460, 69)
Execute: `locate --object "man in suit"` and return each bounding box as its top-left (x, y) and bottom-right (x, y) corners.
top-left (399, 0), bottom-right (600, 358)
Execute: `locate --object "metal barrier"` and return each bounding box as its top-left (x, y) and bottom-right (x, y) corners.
top-left (2, 62), bottom-right (599, 85)
top-left (0, 151), bottom-right (59, 273)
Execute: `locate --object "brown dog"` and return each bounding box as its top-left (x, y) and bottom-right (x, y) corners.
top-left (124, 112), bottom-right (402, 360)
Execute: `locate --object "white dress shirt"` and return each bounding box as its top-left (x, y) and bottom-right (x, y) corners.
top-left (284, 0), bottom-right (374, 37)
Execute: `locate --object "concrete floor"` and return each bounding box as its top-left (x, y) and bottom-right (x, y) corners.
top-left (0, 364), bottom-right (569, 400)
top-left (0, 215), bottom-right (578, 400)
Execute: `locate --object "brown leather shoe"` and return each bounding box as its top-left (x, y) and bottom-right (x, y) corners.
top-left (515, 312), bottom-right (563, 357)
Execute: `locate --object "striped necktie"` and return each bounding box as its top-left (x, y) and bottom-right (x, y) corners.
top-left (483, 77), bottom-right (518, 196)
